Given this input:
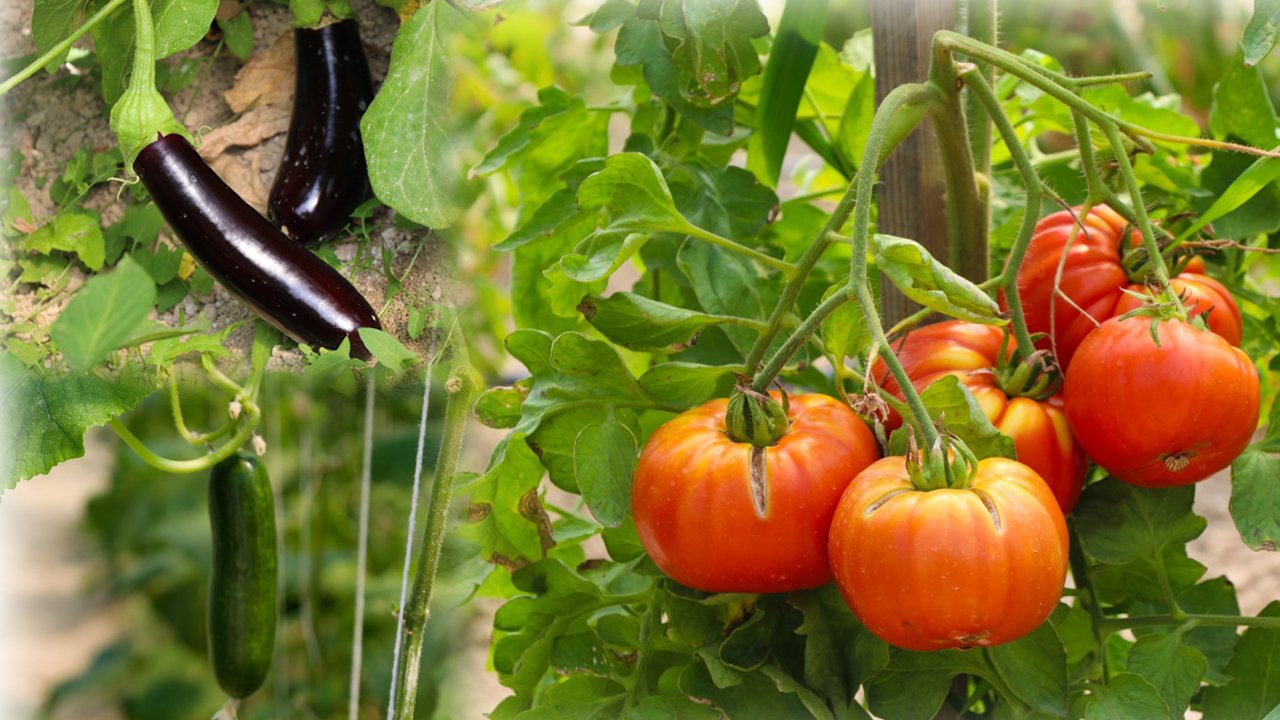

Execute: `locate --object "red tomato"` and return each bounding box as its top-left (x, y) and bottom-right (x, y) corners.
top-left (828, 456), bottom-right (1069, 651)
top-left (1064, 316), bottom-right (1259, 487)
top-left (1113, 273), bottom-right (1242, 346)
top-left (1010, 205), bottom-right (1240, 368)
top-left (632, 394), bottom-right (880, 593)
top-left (873, 321), bottom-right (1088, 513)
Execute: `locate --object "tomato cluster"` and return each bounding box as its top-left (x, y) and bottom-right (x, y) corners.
top-left (630, 206), bottom-right (1259, 652)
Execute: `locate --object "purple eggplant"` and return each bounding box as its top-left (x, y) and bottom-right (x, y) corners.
top-left (134, 133), bottom-right (381, 358)
top-left (268, 20), bottom-right (375, 245)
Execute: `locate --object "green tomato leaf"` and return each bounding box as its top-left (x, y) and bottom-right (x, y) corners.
top-left (612, 12), bottom-right (734, 134)
top-left (677, 241), bottom-right (776, 356)
top-left (1084, 673), bottom-right (1170, 720)
top-left (1197, 150), bottom-right (1280, 240)
top-left (1182, 153), bottom-right (1280, 241)
top-left (1202, 602), bottom-right (1280, 719)
top-left (679, 660), bottom-right (815, 719)
top-left (50, 255), bottom-right (156, 373)
top-left (24, 211), bottom-right (106, 271)
top-left (1210, 56), bottom-right (1278, 149)
top-left (572, 416), bottom-right (637, 528)
top-left (820, 285), bottom-right (867, 364)
top-left (667, 162), bottom-right (779, 240)
top-left (1126, 632), bottom-right (1207, 719)
top-left (1243, 0), bottom-right (1280, 67)
top-left (506, 330), bottom-right (653, 435)
top-left (1073, 477), bottom-right (1207, 566)
top-left (886, 375), bottom-right (1016, 461)
top-left (638, 362), bottom-right (740, 408)
top-left (580, 291), bottom-right (755, 353)
top-left (987, 622), bottom-right (1068, 716)
top-left (457, 433), bottom-right (552, 568)
top-left (0, 355), bottom-right (155, 490)
top-left (559, 231), bottom-right (648, 283)
top-left (361, 0), bottom-right (466, 229)
top-left (870, 234), bottom-right (1004, 325)
top-left (1230, 449), bottom-right (1280, 551)
top-left (578, 153), bottom-right (697, 235)
top-left (356, 327), bottom-right (419, 378)
top-left (654, 0), bottom-right (768, 107)
top-left (475, 382), bottom-right (529, 430)
top-left (865, 649), bottom-right (987, 720)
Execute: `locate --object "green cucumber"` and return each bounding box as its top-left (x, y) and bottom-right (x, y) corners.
top-left (207, 452), bottom-right (278, 699)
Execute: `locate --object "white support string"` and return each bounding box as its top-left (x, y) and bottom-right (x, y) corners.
top-left (347, 371), bottom-right (377, 720)
top-left (386, 346), bottom-right (438, 718)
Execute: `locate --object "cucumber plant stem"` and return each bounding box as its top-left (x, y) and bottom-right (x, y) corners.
top-left (391, 364), bottom-right (482, 720)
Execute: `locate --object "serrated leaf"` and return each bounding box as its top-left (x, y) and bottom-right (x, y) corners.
top-left (361, 1), bottom-right (465, 229)
top-left (677, 240), bottom-right (774, 355)
top-left (0, 355), bottom-right (154, 489)
top-left (871, 234), bottom-right (1004, 324)
top-left (1230, 449), bottom-right (1280, 551)
top-left (1202, 602), bottom-right (1280, 718)
top-left (572, 416), bottom-right (636, 528)
top-left (1074, 478), bottom-right (1206, 566)
top-left (580, 292), bottom-right (752, 353)
top-left (638, 362), bottom-right (740, 408)
top-left (1126, 633), bottom-right (1207, 719)
top-left (50, 255), bottom-right (155, 373)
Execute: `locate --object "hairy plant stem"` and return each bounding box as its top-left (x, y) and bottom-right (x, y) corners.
top-left (751, 286), bottom-right (850, 393)
top-left (1099, 122), bottom-right (1185, 314)
top-left (960, 67), bottom-right (1039, 352)
top-left (743, 84), bottom-right (937, 372)
top-left (1099, 613), bottom-right (1280, 634)
top-left (0, 0), bottom-right (131, 97)
top-left (929, 45), bottom-right (986, 280)
top-left (390, 364), bottom-right (482, 720)
top-left (684, 226), bottom-right (798, 277)
top-left (961, 0), bottom-right (997, 181)
top-left (846, 85), bottom-right (945, 457)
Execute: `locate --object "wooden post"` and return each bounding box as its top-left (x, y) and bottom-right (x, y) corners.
top-left (871, 0), bottom-right (955, 325)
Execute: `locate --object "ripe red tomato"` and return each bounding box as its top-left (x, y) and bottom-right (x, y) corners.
top-left (1064, 316), bottom-right (1259, 487)
top-left (873, 321), bottom-right (1088, 513)
top-left (1113, 272), bottom-right (1242, 346)
top-left (828, 456), bottom-right (1069, 651)
top-left (632, 394), bottom-right (880, 593)
top-left (1010, 205), bottom-right (1240, 368)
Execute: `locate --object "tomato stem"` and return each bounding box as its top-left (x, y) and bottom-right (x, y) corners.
top-left (845, 84), bottom-right (945, 455)
top-left (743, 85), bottom-right (936, 372)
top-left (749, 286), bottom-right (850, 393)
top-left (391, 362), bottom-right (482, 720)
top-left (928, 50), bottom-right (987, 281)
top-left (961, 66), bottom-right (1039, 354)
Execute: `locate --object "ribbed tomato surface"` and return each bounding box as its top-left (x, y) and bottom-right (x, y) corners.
top-left (828, 456), bottom-right (1068, 651)
top-left (632, 394), bottom-right (880, 593)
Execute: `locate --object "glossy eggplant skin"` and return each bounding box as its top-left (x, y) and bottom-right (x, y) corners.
top-left (268, 20), bottom-right (375, 245)
top-left (134, 134), bottom-right (380, 358)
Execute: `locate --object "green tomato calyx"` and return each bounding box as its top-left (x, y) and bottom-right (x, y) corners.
top-left (725, 385), bottom-right (790, 448)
